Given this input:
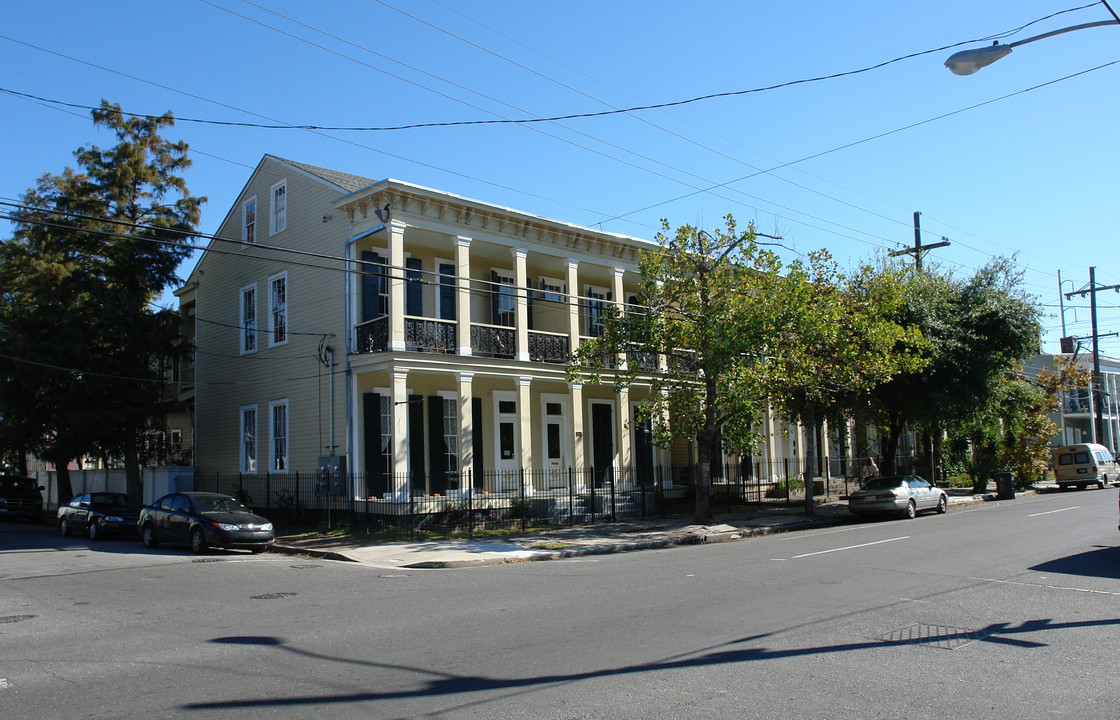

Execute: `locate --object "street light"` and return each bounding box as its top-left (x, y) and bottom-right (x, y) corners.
top-left (945, 6), bottom-right (1119, 75)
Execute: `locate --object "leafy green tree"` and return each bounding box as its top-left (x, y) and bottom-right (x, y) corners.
top-left (866, 258), bottom-right (1041, 477)
top-left (571, 218), bottom-right (925, 522)
top-left (571, 217), bottom-right (780, 523)
top-left (759, 254), bottom-right (928, 514)
top-left (0, 101), bottom-right (202, 501)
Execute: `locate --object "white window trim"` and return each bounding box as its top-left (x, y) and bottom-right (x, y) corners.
top-left (240, 283), bottom-right (257, 355)
top-left (240, 404), bottom-right (258, 473)
top-left (492, 390), bottom-right (519, 472)
top-left (270, 179), bottom-right (287, 236)
top-left (538, 276), bottom-right (566, 303)
top-left (242, 195), bottom-right (257, 246)
top-left (584, 284), bottom-right (609, 337)
top-left (268, 271), bottom-right (288, 348)
top-left (269, 399), bottom-right (289, 472)
top-left (434, 257), bottom-right (455, 321)
top-left (491, 267), bottom-right (516, 327)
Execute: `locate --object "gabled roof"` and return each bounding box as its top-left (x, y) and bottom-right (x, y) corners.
top-left (268, 155), bottom-right (377, 195)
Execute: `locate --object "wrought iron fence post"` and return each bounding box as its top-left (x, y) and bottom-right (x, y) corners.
top-left (609, 465), bottom-right (616, 521)
top-left (568, 466), bottom-right (574, 526)
top-left (640, 466), bottom-right (647, 520)
top-left (409, 473), bottom-right (415, 541)
top-left (467, 469), bottom-right (474, 538)
top-left (784, 457), bottom-right (791, 505)
top-left (519, 467), bottom-right (526, 533)
top-left (589, 466), bottom-right (596, 524)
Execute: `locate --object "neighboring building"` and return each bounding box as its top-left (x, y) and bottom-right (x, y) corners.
top-left (1027, 352), bottom-right (1120, 453)
top-left (184, 156), bottom-right (858, 506)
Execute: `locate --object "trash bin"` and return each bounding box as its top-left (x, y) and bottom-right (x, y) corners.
top-left (994, 471), bottom-right (1015, 500)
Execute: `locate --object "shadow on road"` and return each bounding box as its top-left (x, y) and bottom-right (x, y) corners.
top-left (1029, 545), bottom-right (1120, 580)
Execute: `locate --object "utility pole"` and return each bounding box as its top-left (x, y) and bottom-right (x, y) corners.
top-left (888, 212), bottom-right (951, 270)
top-left (1064, 266), bottom-right (1120, 446)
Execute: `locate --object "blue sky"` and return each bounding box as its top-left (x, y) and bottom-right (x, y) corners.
top-left (2, 1), bottom-right (1118, 355)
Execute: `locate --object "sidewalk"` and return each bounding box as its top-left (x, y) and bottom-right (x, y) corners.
top-left (270, 488), bottom-right (997, 569)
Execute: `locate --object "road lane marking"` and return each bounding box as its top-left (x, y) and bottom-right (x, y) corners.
top-left (792, 536), bottom-right (909, 558)
top-left (1028, 506), bottom-right (1080, 517)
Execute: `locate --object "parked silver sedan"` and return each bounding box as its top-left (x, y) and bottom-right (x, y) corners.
top-left (848, 474), bottom-right (947, 519)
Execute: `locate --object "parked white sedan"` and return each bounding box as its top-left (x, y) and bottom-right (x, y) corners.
top-left (848, 474), bottom-right (947, 519)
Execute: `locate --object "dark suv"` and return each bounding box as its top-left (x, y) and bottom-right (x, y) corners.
top-left (0, 474), bottom-right (45, 521)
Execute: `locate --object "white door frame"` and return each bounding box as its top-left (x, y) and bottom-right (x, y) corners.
top-left (492, 390), bottom-right (519, 490)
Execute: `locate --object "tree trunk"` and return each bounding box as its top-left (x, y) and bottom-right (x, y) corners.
top-left (879, 415), bottom-right (904, 475)
top-left (54, 457), bottom-right (74, 505)
top-left (803, 402), bottom-right (817, 517)
top-left (693, 378), bottom-right (718, 525)
top-left (124, 425), bottom-right (142, 502)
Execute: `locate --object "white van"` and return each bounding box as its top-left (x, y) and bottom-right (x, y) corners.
top-left (1051, 443), bottom-right (1119, 490)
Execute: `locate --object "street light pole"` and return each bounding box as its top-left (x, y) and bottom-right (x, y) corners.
top-left (945, 2), bottom-right (1119, 75)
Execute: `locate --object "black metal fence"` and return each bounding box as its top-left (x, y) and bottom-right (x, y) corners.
top-left (197, 455), bottom-right (903, 538)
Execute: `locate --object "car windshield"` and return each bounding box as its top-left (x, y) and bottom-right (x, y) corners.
top-left (90, 493), bottom-right (137, 509)
top-left (0, 477), bottom-right (35, 492)
top-left (861, 476), bottom-right (906, 491)
top-left (193, 495), bottom-right (251, 513)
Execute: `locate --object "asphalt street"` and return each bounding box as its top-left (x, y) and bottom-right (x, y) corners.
top-left (2, 488), bottom-right (1118, 719)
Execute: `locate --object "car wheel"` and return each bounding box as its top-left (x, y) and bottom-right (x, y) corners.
top-left (937, 494), bottom-right (948, 514)
top-left (88, 521), bottom-right (99, 541)
top-left (904, 500), bottom-right (917, 519)
top-left (1098, 477), bottom-right (1107, 490)
top-left (141, 523), bottom-right (159, 549)
top-left (190, 528), bottom-right (208, 554)
top-left (59, 518), bottom-right (71, 537)
top-left (250, 546), bottom-right (266, 554)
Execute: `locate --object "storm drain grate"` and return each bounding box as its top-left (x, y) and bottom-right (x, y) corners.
top-left (876, 623), bottom-right (992, 650)
top-left (0, 615), bottom-right (36, 624)
top-left (289, 564), bottom-right (321, 570)
top-left (192, 558), bottom-right (224, 563)
top-left (250, 592), bottom-right (298, 600)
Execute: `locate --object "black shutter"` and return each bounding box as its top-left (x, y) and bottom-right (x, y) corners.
top-left (427, 396), bottom-right (448, 494)
top-left (361, 251), bottom-right (380, 322)
top-left (363, 393), bottom-right (386, 497)
top-left (472, 397), bottom-right (484, 489)
top-left (406, 257), bottom-right (423, 316)
top-left (408, 394), bottom-right (425, 494)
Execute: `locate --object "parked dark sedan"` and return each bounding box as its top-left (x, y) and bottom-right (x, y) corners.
top-left (58, 492), bottom-right (140, 540)
top-left (138, 492), bottom-right (274, 554)
top-left (0, 474), bottom-right (45, 521)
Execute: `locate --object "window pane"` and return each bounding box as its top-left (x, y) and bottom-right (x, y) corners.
top-left (547, 424), bottom-right (560, 459)
top-left (500, 422), bottom-right (515, 459)
top-left (498, 400), bottom-right (516, 414)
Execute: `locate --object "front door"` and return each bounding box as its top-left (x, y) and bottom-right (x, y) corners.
top-left (493, 391), bottom-right (519, 491)
top-left (590, 401), bottom-right (615, 487)
top-left (632, 403), bottom-right (654, 488)
top-left (541, 395), bottom-right (571, 489)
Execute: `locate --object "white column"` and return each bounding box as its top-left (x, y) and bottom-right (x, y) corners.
top-left (388, 220), bottom-right (407, 352)
top-left (566, 259), bottom-right (580, 353)
top-left (617, 387), bottom-right (631, 482)
top-left (569, 382), bottom-right (585, 470)
top-left (517, 376), bottom-right (533, 470)
top-left (612, 267), bottom-right (627, 370)
top-left (458, 371), bottom-right (474, 488)
top-left (513, 247), bottom-right (529, 362)
top-left (456, 236), bottom-right (472, 357)
top-left (391, 369), bottom-right (409, 494)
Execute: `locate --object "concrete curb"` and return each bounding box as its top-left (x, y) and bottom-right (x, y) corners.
top-left (266, 490), bottom-right (1008, 569)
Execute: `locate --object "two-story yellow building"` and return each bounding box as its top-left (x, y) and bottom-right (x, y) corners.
top-left (185, 155), bottom-right (847, 519)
